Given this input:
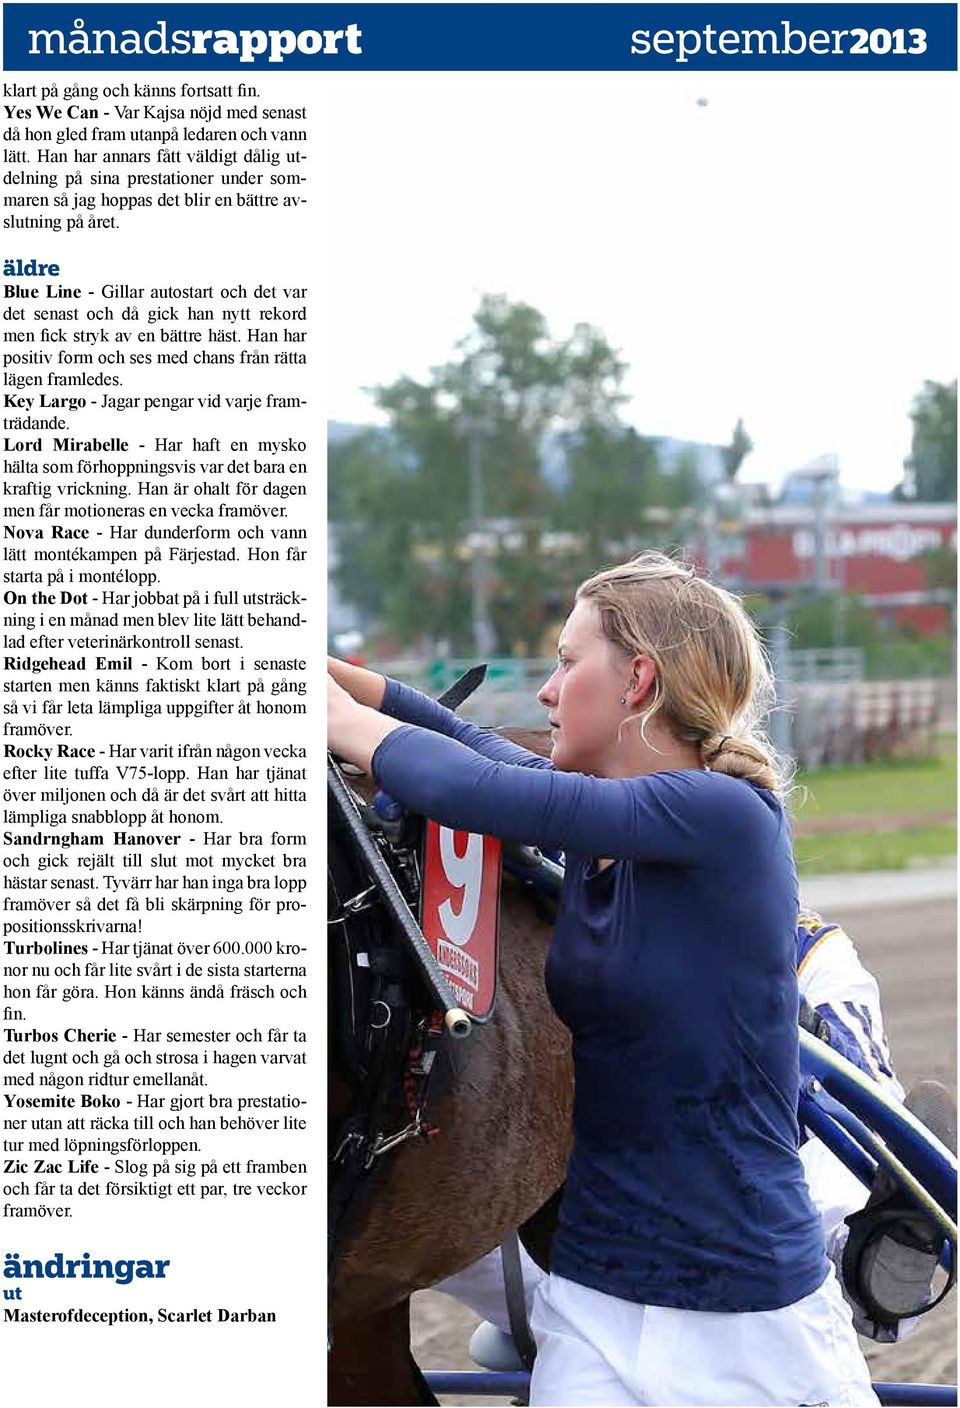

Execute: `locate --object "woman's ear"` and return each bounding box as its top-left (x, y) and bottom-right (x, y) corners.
top-left (627, 655), bottom-right (656, 705)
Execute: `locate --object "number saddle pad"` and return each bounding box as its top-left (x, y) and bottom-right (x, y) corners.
top-left (419, 820), bottom-right (501, 1021)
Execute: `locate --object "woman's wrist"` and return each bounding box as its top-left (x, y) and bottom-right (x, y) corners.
top-left (328, 686), bottom-right (404, 774)
top-left (353, 706), bottom-right (403, 773)
top-left (327, 656), bottom-right (388, 710)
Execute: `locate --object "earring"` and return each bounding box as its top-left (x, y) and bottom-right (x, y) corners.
top-left (620, 695), bottom-right (628, 707)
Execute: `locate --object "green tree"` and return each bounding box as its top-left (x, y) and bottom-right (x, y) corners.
top-left (328, 431), bottom-right (426, 641)
top-left (786, 592), bottom-right (880, 653)
top-left (556, 426), bottom-right (669, 578)
top-left (329, 296), bottom-right (678, 654)
top-left (897, 380), bottom-right (957, 502)
top-left (918, 544), bottom-right (957, 596)
top-left (722, 417), bottom-right (753, 482)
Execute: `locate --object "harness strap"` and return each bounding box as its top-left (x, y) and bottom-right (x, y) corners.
top-left (329, 1005), bottom-right (409, 1273)
top-left (437, 663), bottom-right (488, 710)
top-left (502, 1230), bottom-right (537, 1375)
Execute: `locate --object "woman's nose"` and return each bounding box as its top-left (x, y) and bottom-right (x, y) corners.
top-left (537, 670), bottom-right (558, 706)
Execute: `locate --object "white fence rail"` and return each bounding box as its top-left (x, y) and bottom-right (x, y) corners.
top-left (786, 678), bottom-right (941, 769)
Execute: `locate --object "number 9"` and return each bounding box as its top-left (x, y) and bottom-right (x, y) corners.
top-left (438, 829), bottom-right (483, 946)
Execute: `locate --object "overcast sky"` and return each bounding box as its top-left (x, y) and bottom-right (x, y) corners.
top-left (325, 70), bottom-right (956, 493)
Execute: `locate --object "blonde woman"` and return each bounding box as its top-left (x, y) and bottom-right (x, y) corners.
top-left (328, 553), bottom-right (877, 1406)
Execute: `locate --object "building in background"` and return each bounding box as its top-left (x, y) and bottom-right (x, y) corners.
top-left (713, 502), bottom-right (956, 634)
top-left (329, 422), bottom-right (957, 642)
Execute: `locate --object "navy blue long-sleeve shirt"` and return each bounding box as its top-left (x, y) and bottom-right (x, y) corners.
top-left (372, 680), bottom-right (829, 1312)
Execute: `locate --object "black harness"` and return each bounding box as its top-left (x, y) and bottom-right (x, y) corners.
top-left (328, 763), bottom-right (450, 1288)
top-left (328, 670), bottom-right (488, 1301)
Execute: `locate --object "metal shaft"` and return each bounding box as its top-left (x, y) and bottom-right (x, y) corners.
top-left (328, 756), bottom-right (471, 1037)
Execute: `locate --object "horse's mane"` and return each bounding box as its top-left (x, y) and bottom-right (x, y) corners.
top-left (498, 727), bottom-right (551, 759)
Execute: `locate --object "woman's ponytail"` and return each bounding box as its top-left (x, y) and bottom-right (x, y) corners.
top-left (700, 733), bottom-right (781, 793)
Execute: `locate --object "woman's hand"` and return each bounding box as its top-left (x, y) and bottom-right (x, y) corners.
top-left (328, 670), bottom-right (400, 773)
top-left (327, 655), bottom-right (387, 710)
top-left (327, 672), bottom-right (361, 755)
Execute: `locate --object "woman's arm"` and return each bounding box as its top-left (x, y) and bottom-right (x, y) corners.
top-left (327, 656), bottom-right (388, 710)
top-left (369, 725), bottom-right (770, 862)
top-left (326, 656), bottom-right (551, 771)
top-left (797, 914), bottom-right (903, 1097)
top-left (381, 678), bottom-right (553, 770)
top-left (328, 675), bottom-right (402, 769)
top-left (327, 673), bottom-right (553, 781)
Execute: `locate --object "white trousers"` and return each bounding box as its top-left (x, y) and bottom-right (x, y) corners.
top-left (433, 1138), bottom-right (873, 1336)
top-left (434, 1240), bottom-right (542, 1334)
top-left (528, 1270), bottom-right (879, 1407)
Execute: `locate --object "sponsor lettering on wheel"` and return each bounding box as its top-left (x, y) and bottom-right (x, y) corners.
top-left (420, 822), bottom-right (501, 1020)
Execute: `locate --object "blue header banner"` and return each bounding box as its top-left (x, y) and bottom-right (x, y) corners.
top-left (3, 4), bottom-right (957, 71)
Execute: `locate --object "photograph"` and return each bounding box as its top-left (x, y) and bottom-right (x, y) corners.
top-left (326, 68), bottom-right (957, 1407)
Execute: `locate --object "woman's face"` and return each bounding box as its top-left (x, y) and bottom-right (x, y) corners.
top-left (537, 599), bottom-right (632, 775)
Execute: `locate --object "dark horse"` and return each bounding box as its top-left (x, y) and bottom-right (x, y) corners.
top-left (329, 731), bottom-right (573, 1407)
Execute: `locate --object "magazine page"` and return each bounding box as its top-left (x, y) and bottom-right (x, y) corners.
top-left (2, 6), bottom-right (321, 1403)
top-left (2, 6), bottom-right (956, 1407)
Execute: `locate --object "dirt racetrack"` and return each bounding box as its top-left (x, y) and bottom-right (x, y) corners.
top-left (411, 896), bottom-right (957, 1404)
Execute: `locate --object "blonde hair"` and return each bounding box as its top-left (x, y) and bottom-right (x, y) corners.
top-left (576, 552), bottom-right (788, 793)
